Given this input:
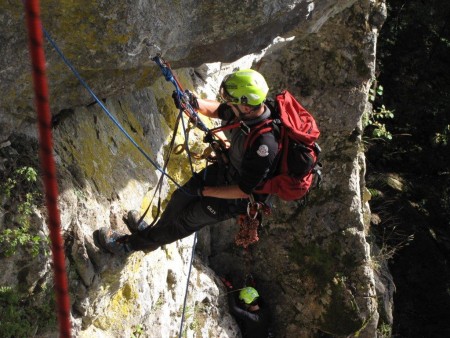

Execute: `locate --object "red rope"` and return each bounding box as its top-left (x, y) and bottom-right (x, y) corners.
top-left (24, 1), bottom-right (72, 336)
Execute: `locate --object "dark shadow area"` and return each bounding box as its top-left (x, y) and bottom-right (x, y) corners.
top-left (367, 0), bottom-right (450, 336)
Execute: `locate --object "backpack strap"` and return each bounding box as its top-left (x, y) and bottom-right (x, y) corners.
top-left (209, 119), bottom-right (261, 138)
top-left (243, 119), bottom-right (276, 149)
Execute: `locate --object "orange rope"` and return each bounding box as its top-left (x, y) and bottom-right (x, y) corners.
top-left (24, 1), bottom-right (71, 336)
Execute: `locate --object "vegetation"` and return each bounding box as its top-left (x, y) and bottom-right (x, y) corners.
top-left (364, 85), bottom-right (395, 141)
top-left (0, 165), bottom-right (48, 257)
top-left (365, 0), bottom-right (450, 336)
top-left (0, 285), bottom-right (57, 337)
top-left (131, 324), bottom-right (145, 338)
top-left (0, 138), bottom-right (55, 337)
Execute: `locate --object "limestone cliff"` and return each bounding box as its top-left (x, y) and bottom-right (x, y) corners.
top-left (0, 0), bottom-right (390, 337)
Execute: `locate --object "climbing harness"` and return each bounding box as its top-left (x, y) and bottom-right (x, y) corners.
top-left (24, 1), bottom-right (71, 337)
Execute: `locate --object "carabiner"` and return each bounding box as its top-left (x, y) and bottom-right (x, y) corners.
top-left (247, 202), bottom-right (260, 220)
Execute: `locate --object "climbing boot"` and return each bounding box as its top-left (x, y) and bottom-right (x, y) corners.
top-left (96, 227), bottom-right (132, 254)
top-left (124, 210), bottom-right (150, 233)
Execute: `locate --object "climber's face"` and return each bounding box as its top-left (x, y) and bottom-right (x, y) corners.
top-left (228, 103), bottom-right (264, 120)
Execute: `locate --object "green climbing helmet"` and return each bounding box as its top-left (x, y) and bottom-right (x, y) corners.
top-left (219, 69), bottom-right (269, 106)
top-left (239, 287), bottom-right (259, 305)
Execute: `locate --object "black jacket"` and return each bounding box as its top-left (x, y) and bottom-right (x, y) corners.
top-left (228, 291), bottom-right (272, 338)
top-left (218, 104), bottom-right (279, 195)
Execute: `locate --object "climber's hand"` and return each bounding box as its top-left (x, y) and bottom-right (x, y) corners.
top-left (172, 90), bottom-right (199, 110)
top-left (184, 90), bottom-right (199, 109)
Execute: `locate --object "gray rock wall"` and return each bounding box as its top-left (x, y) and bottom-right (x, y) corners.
top-left (1, 0), bottom-right (359, 140)
top-left (0, 0), bottom-right (390, 337)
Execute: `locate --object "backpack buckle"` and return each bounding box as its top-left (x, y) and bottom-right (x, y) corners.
top-left (240, 121), bottom-right (251, 135)
top-left (313, 142), bottom-right (322, 155)
top-left (312, 162), bottom-right (323, 188)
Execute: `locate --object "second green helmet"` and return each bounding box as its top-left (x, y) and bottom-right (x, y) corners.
top-left (219, 69), bottom-right (269, 106)
top-left (239, 287), bottom-right (259, 305)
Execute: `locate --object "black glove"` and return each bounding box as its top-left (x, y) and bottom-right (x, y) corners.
top-left (172, 90), bottom-right (182, 109)
top-left (172, 90), bottom-right (199, 109)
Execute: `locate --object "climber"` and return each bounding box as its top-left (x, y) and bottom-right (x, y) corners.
top-left (96, 69), bottom-right (279, 254)
top-left (221, 276), bottom-right (273, 338)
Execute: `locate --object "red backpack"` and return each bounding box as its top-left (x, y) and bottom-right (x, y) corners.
top-left (244, 90), bottom-right (322, 201)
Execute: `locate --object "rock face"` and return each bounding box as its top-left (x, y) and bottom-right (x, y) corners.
top-left (0, 0), bottom-right (390, 337)
top-left (2, 0), bottom-right (362, 139)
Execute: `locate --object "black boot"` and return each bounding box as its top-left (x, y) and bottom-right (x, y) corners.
top-left (96, 227), bottom-right (132, 254)
top-left (124, 210), bottom-right (150, 233)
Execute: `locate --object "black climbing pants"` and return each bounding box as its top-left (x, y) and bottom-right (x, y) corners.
top-left (127, 163), bottom-right (247, 252)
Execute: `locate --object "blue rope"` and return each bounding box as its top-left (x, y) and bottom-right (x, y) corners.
top-left (42, 28), bottom-right (196, 195)
top-left (178, 233), bottom-right (197, 338)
